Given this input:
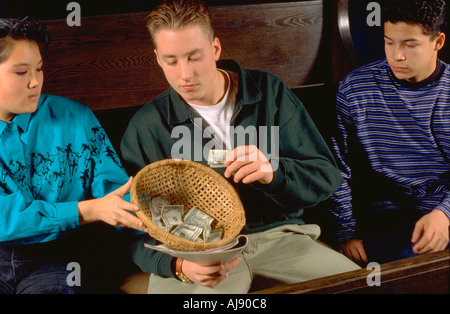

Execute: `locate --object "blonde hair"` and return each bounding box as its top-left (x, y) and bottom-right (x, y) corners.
top-left (146, 0), bottom-right (214, 48)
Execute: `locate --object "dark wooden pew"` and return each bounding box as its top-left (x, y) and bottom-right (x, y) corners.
top-left (42, 1), bottom-right (327, 111)
top-left (38, 0), bottom-right (449, 294)
top-left (42, 0), bottom-right (341, 155)
top-left (253, 249), bottom-right (450, 294)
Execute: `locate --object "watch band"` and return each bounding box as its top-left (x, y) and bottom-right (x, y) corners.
top-left (175, 258), bottom-right (193, 284)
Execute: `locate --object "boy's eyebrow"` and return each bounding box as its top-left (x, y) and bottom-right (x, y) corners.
top-left (161, 48), bottom-right (202, 59)
top-left (384, 35), bottom-right (419, 42)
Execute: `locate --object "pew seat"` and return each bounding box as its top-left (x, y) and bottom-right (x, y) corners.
top-left (253, 249), bottom-right (450, 294)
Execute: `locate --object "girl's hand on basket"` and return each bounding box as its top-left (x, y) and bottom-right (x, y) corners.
top-left (224, 145), bottom-right (273, 185)
top-left (182, 256), bottom-right (241, 288)
top-left (78, 177), bottom-right (147, 232)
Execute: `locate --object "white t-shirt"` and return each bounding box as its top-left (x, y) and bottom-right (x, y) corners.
top-left (188, 69), bottom-right (235, 150)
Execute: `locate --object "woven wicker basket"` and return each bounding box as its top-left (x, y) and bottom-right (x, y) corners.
top-left (130, 159), bottom-right (246, 251)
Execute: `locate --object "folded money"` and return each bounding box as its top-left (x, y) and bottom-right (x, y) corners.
top-left (161, 205), bottom-right (183, 231)
top-left (149, 194), bottom-right (223, 243)
top-left (150, 194), bottom-right (171, 231)
top-left (172, 223), bottom-right (203, 241)
top-left (184, 207), bottom-right (214, 228)
top-left (207, 149), bottom-right (230, 168)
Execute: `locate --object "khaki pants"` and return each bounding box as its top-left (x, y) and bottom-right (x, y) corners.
top-left (147, 224), bottom-right (360, 294)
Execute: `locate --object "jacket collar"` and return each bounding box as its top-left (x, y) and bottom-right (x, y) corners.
top-left (166, 59), bottom-right (263, 126)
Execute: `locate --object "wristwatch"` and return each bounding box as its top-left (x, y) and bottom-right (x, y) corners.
top-left (175, 258), bottom-right (193, 284)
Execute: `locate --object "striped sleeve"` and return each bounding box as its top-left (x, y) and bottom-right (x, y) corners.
top-left (330, 59), bottom-right (450, 242)
top-left (330, 81), bottom-right (358, 242)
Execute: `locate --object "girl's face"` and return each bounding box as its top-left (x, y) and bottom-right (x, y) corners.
top-left (0, 39), bottom-right (43, 122)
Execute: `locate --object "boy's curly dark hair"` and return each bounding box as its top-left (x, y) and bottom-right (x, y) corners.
top-left (0, 17), bottom-right (50, 63)
top-left (382, 0), bottom-right (447, 38)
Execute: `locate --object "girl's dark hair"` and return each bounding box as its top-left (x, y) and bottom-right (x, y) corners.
top-left (0, 17), bottom-right (50, 63)
top-left (382, 0), bottom-right (447, 38)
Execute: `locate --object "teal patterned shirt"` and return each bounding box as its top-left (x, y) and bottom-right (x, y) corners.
top-left (0, 94), bottom-right (129, 244)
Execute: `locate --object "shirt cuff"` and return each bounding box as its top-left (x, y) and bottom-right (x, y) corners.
top-left (250, 159), bottom-right (286, 195)
top-left (435, 199), bottom-right (450, 220)
top-left (55, 201), bottom-right (80, 233)
top-left (336, 221), bottom-right (357, 243)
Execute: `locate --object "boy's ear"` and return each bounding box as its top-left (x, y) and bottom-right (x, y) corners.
top-left (154, 49), bottom-right (161, 67)
top-left (435, 32), bottom-right (446, 51)
top-left (213, 37), bottom-right (221, 61)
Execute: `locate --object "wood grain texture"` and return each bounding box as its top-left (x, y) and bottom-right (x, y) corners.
top-left (41, 1), bottom-right (323, 111)
top-left (42, 12), bottom-right (158, 111)
top-left (212, 1), bottom-right (323, 87)
top-left (252, 249), bottom-right (450, 294)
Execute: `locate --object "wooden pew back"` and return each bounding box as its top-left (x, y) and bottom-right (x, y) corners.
top-left (42, 1), bottom-right (325, 112)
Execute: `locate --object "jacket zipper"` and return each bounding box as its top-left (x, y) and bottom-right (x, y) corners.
top-left (229, 106), bottom-right (242, 126)
top-left (190, 117), bottom-right (222, 149)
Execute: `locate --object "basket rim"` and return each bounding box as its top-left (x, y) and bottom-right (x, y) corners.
top-left (130, 159), bottom-right (246, 251)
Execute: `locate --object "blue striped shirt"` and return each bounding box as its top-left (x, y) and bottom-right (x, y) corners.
top-left (331, 58), bottom-right (450, 242)
top-left (0, 95), bottom-right (129, 245)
